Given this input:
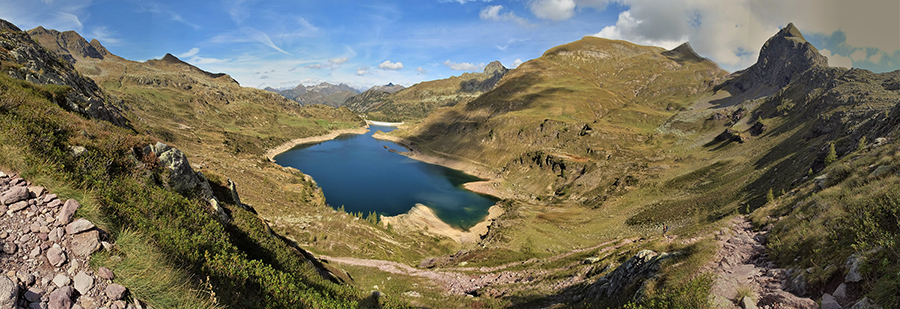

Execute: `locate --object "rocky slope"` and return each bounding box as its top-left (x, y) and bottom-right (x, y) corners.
top-left (265, 82), bottom-right (360, 107)
top-left (0, 172), bottom-right (141, 309)
top-left (0, 21), bottom-right (126, 127)
top-left (343, 61), bottom-right (508, 121)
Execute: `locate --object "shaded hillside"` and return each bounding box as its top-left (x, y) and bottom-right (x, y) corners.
top-left (392, 36), bottom-right (727, 205)
top-left (1, 22), bottom-right (126, 126)
top-left (344, 61), bottom-right (508, 121)
top-left (266, 82), bottom-right (360, 107)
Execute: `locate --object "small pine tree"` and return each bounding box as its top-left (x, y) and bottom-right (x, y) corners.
top-left (825, 142), bottom-right (838, 165)
top-left (857, 136), bottom-right (867, 151)
top-left (808, 168), bottom-right (814, 177)
top-left (766, 188), bottom-right (775, 204)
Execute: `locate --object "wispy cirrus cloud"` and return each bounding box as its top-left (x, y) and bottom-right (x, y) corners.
top-left (210, 27), bottom-right (292, 55)
top-left (89, 26), bottom-right (122, 45)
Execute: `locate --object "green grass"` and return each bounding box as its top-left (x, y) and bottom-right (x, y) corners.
top-left (0, 74), bottom-right (408, 309)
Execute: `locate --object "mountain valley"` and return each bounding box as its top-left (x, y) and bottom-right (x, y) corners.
top-left (0, 15), bottom-right (898, 309)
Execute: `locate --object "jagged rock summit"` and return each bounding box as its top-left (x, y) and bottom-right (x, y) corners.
top-left (27, 26), bottom-right (116, 63)
top-left (0, 19), bottom-right (127, 127)
top-left (726, 23), bottom-right (828, 93)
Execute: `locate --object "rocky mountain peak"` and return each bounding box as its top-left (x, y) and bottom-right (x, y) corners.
top-left (662, 42), bottom-right (706, 64)
top-left (27, 26), bottom-right (107, 63)
top-left (726, 23), bottom-right (828, 93)
top-left (484, 61), bottom-right (508, 76)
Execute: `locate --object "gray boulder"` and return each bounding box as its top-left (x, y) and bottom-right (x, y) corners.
top-left (0, 275), bottom-right (17, 309)
top-left (852, 297), bottom-right (883, 309)
top-left (821, 293), bottom-right (841, 309)
top-left (65, 218), bottom-right (94, 235)
top-left (73, 271), bottom-right (93, 295)
top-left (70, 230), bottom-right (101, 256)
top-left (157, 147), bottom-right (202, 193)
top-left (105, 284), bottom-right (126, 300)
top-left (845, 253), bottom-right (864, 282)
top-left (584, 250), bottom-right (675, 300)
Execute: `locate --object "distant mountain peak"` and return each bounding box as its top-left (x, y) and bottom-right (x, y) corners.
top-left (484, 61), bottom-right (508, 76)
top-left (662, 42), bottom-right (706, 64)
top-left (725, 22), bottom-right (827, 93)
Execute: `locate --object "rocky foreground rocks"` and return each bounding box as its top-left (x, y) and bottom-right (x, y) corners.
top-left (0, 172), bottom-right (145, 309)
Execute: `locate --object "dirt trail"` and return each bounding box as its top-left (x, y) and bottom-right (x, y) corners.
top-left (705, 216), bottom-right (817, 309)
top-left (319, 238), bottom-right (635, 296)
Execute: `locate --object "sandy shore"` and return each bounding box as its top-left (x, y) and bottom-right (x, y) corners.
top-left (380, 204), bottom-right (504, 243)
top-left (366, 120), bottom-right (404, 126)
top-left (265, 126), bottom-right (369, 162)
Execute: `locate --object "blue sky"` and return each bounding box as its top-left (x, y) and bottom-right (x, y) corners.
top-left (1, 0), bottom-right (897, 91)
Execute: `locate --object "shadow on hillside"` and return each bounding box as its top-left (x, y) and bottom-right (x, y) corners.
top-left (402, 73), bottom-right (569, 158)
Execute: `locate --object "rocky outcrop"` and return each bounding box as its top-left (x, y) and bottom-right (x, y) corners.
top-left (145, 142), bottom-right (228, 222)
top-left (723, 23), bottom-right (828, 93)
top-left (0, 18), bottom-right (127, 127)
top-left (0, 172), bottom-right (143, 309)
top-left (582, 250), bottom-right (674, 301)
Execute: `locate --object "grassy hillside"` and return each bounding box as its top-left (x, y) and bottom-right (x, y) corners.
top-left (0, 73), bottom-right (407, 308)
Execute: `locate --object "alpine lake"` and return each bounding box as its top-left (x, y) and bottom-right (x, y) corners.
top-left (273, 126), bottom-right (499, 230)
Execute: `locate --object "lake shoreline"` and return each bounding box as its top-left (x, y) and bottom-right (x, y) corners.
top-left (265, 126), bottom-right (370, 162)
top-left (380, 204), bottom-right (504, 243)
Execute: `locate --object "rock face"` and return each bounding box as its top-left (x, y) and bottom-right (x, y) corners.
top-left (583, 250), bottom-right (674, 300)
top-left (149, 142), bottom-right (228, 221)
top-left (724, 23), bottom-right (827, 93)
top-left (0, 172), bottom-right (143, 309)
top-left (0, 19), bottom-right (127, 127)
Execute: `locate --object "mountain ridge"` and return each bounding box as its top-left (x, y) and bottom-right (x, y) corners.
top-left (266, 82), bottom-right (360, 107)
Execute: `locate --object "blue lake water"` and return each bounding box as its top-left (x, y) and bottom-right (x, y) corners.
top-left (273, 126), bottom-right (498, 230)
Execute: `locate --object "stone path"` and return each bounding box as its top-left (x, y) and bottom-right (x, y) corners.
top-left (0, 172), bottom-right (145, 309)
top-left (705, 216), bottom-right (818, 309)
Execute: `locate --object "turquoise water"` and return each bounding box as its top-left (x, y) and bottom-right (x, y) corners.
top-left (273, 126), bottom-right (498, 230)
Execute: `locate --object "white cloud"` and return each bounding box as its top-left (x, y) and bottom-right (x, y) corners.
top-left (211, 28), bottom-right (292, 55)
top-left (512, 59), bottom-right (524, 68)
top-left (443, 60), bottom-right (485, 71)
top-left (378, 60), bottom-right (404, 70)
top-left (529, 0), bottom-right (576, 21)
top-left (170, 14), bottom-right (201, 30)
top-left (356, 66), bottom-right (373, 76)
top-left (416, 66), bottom-right (427, 74)
top-left (480, 5), bottom-right (531, 26)
top-left (89, 26), bottom-right (122, 45)
top-left (177, 47), bottom-right (200, 58)
top-left (820, 49), bottom-right (852, 68)
top-left (849, 49), bottom-right (867, 61)
top-left (329, 57), bottom-right (349, 65)
top-left (305, 63), bottom-right (325, 69)
top-left (440, 0), bottom-right (492, 4)
top-left (593, 11), bottom-right (686, 50)
top-left (188, 56), bottom-right (231, 64)
top-left (869, 52), bottom-right (882, 64)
